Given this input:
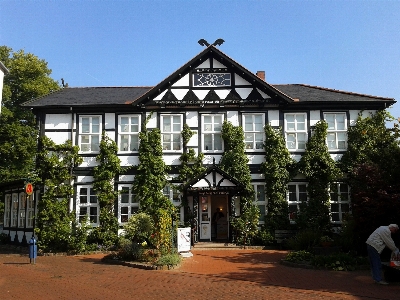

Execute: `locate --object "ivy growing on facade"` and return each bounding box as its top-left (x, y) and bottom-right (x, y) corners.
top-left (261, 124), bottom-right (297, 232)
top-left (297, 121), bottom-right (342, 233)
top-left (90, 132), bottom-right (123, 248)
top-left (35, 137), bottom-right (83, 252)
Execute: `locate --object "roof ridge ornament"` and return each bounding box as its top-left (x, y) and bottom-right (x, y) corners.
top-left (198, 39), bottom-right (225, 47)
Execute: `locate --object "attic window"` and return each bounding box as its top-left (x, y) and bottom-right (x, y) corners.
top-left (193, 73), bottom-right (231, 87)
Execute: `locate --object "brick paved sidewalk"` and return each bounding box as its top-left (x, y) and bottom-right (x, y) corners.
top-left (1, 249), bottom-right (399, 300)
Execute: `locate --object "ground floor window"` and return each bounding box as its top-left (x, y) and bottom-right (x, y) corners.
top-left (163, 185), bottom-right (183, 225)
top-left (4, 194), bottom-right (11, 227)
top-left (77, 187), bottom-right (99, 226)
top-left (118, 185), bottom-right (138, 223)
top-left (287, 183), bottom-right (307, 222)
top-left (330, 183), bottom-right (350, 224)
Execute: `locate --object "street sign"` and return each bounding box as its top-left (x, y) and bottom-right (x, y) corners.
top-left (25, 183), bottom-right (33, 195)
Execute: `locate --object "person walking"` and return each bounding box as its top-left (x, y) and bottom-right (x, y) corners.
top-left (366, 224), bottom-right (399, 285)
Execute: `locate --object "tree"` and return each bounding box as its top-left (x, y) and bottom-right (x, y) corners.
top-left (340, 110), bottom-right (400, 252)
top-left (0, 46), bottom-right (60, 183)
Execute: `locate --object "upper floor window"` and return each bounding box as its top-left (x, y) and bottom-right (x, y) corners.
top-left (285, 113), bottom-right (307, 150)
top-left (119, 115), bottom-right (140, 152)
top-left (288, 183), bottom-right (307, 222)
top-left (77, 187), bottom-right (99, 226)
top-left (324, 113), bottom-right (347, 150)
top-left (79, 116), bottom-right (101, 152)
top-left (330, 183), bottom-right (350, 224)
top-left (243, 114), bottom-right (264, 150)
top-left (202, 114), bottom-right (223, 151)
top-left (118, 185), bottom-right (138, 223)
top-left (161, 115), bottom-right (182, 151)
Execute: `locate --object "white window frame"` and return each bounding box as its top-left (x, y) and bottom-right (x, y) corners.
top-left (26, 194), bottom-right (35, 228)
top-left (202, 114), bottom-right (224, 152)
top-left (118, 184), bottom-right (139, 224)
top-left (284, 113), bottom-right (307, 151)
top-left (118, 115), bottom-right (141, 152)
top-left (11, 193), bottom-right (18, 227)
top-left (79, 115), bottom-right (101, 153)
top-left (287, 183), bottom-right (308, 222)
top-left (18, 193), bottom-right (26, 228)
top-left (4, 194), bottom-right (11, 227)
top-left (330, 183), bottom-right (351, 224)
top-left (161, 114), bottom-right (183, 152)
top-left (77, 186), bottom-right (99, 226)
top-left (253, 184), bottom-right (267, 224)
top-left (324, 112), bottom-right (347, 150)
top-left (243, 114), bottom-right (265, 150)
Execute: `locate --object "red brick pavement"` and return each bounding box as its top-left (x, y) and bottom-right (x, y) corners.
top-left (0, 249), bottom-right (399, 300)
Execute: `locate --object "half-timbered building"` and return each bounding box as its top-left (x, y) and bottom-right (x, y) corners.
top-left (1, 43), bottom-right (396, 244)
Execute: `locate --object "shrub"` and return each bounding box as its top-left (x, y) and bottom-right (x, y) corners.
top-left (123, 212), bottom-right (154, 244)
top-left (154, 252), bottom-right (182, 269)
top-left (285, 250), bottom-right (314, 263)
top-left (286, 229), bottom-right (321, 251)
top-left (253, 227), bottom-right (274, 246)
top-left (311, 253), bottom-right (368, 271)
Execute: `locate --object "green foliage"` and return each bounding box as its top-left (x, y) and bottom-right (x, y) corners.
top-left (123, 212), bottom-right (155, 243)
top-left (340, 111), bottom-right (400, 252)
top-left (92, 132), bottom-right (123, 248)
top-left (285, 250), bottom-right (314, 263)
top-left (35, 137), bottom-right (84, 252)
top-left (154, 251), bottom-right (181, 269)
top-left (231, 205), bottom-right (260, 245)
top-left (261, 125), bottom-right (297, 231)
top-left (0, 46), bottom-right (60, 184)
top-left (151, 208), bottom-right (173, 253)
top-left (253, 226), bottom-right (275, 246)
top-left (297, 121), bottom-right (342, 233)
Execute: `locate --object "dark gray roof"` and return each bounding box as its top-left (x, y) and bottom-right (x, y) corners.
top-left (274, 84), bottom-right (394, 102)
top-left (22, 87), bottom-right (153, 107)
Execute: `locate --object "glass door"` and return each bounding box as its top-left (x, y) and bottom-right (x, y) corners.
top-left (199, 195), bottom-right (211, 240)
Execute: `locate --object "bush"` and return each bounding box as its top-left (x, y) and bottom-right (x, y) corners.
top-left (0, 232), bottom-right (9, 244)
top-left (311, 252), bottom-right (368, 271)
top-left (253, 227), bottom-right (274, 246)
top-left (123, 212), bottom-right (154, 244)
top-left (286, 229), bottom-right (321, 251)
top-left (285, 250), bottom-right (314, 263)
top-left (154, 252), bottom-right (181, 269)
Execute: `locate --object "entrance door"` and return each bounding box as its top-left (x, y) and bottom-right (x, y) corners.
top-left (211, 195), bottom-right (228, 241)
top-left (199, 195), bottom-right (211, 240)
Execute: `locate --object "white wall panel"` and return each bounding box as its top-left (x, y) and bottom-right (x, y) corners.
top-left (79, 157), bottom-right (99, 167)
top-left (45, 132), bottom-right (70, 145)
top-left (186, 111), bottom-right (198, 127)
top-left (147, 112), bottom-right (157, 128)
top-left (268, 110), bottom-right (279, 126)
top-left (248, 155), bottom-right (264, 164)
top-left (105, 113), bottom-right (115, 129)
top-left (172, 74), bottom-right (189, 87)
top-left (309, 110), bottom-right (320, 127)
top-left (227, 111), bottom-right (239, 126)
top-left (163, 155), bottom-right (182, 165)
top-left (186, 131), bottom-right (198, 147)
top-left (118, 175), bottom-right (134, 182)
top-left (119, 156), bottom-right (139, 167)
top-left (77, 176), bottom-right (94, 183)
top-left (45, 114), bottom-right (71, 129)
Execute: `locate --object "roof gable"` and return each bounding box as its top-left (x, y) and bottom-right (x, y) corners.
top-left (132, 45), bottom-right (294, 108)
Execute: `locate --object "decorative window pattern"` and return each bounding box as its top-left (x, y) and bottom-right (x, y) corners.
top-left (253, 184), bottom-right (267, 223)
top-left (11, 194), bottom-right (18, 227)
top-left (119, 115), bottom-right (140, 152)
top-left (161, 115), bottom-right (182, 151)
top-left (78, 187), bottom-right (99, 225)
top-left (79, 116), bottom-right (101, 152)
top-left (193, 73), bottom-right (231, 86)
top-left (284, 113), bottom-right (307, 150)
top-left (4, 194), bottom-right (11, 227)
top-left (330, 183), bottom-right (350, 223)
top-left (202, 114), bottom-right (223, 151)
top-left (324, 113), bottom-right (347, 150)
top-left (244, 114), bottom-right (264, 150)
top-left (118, 185), bottom-right (138, 223)
top-left (287, 183), bottom-right (308, 221)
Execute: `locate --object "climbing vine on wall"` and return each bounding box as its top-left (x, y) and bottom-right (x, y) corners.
top-left (35, 137), bottom-right (83, 252)
top-left (297, 121), bottom-right (342, 233)
top-left (91, 132), bottom-right (123, 248)
top-left (261, 124), bottom-right (297, 232)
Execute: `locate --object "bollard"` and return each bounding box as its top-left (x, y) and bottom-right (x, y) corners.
top-left (29, 237), bottom-right (37, 264)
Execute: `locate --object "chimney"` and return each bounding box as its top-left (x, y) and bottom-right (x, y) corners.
top-left (256, 71), bottom-right (265, 81)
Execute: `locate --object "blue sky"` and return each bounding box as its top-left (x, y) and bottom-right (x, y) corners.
top-left (1, 0), bottom-right (400, 122)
